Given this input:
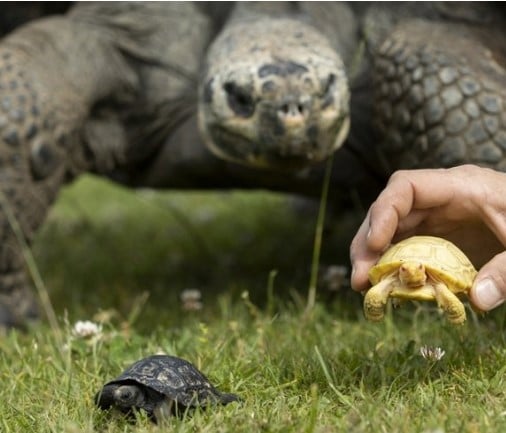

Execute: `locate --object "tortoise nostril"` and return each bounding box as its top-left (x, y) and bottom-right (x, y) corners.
top-left (278, 101), bottom-right (306, 118)
top-left (223, 81), bottom-right (255, 117)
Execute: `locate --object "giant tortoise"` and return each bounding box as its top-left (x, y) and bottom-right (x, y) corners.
top-left (0, 2), bottom-right (505, 327)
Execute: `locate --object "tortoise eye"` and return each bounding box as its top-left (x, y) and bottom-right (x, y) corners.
top-left (223, 82), bottom-right (255, 117)
top-left (118, 388), bottom-right (133, 402)
top-left (321, 74), bottom-right (337, 108)
top-left (114, 386), bottom-right (139, 405)
top-left (323, 74), bottom-right (336, 96)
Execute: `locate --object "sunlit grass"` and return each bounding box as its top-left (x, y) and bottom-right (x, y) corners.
top-left (1, 175), bottom-right (505, 432)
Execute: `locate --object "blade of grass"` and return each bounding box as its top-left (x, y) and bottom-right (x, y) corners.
top-left (305, 154), bottom-right (334, 316)
top-left (305, 383), bottom-right (320, 433)
top-left (0, 191), bottom-right (62, 345)
top-left (266, 269), bottom-right (278, 317)
top-left (314, 345), bottom-right (355, 408)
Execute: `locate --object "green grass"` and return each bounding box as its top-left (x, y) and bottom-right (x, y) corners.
top-left (1, 175), bottom-right (506, 432)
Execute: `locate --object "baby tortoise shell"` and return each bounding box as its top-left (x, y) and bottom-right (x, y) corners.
top-left (364, 236), bottom-right (477, 324)
top-left (96, 355), bottom-right (239, 423)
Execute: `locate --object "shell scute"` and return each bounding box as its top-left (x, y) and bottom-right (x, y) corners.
top-left (105, 355), bottom-right (236, 407)
top-left (369, 236), bottom-right (477, 293)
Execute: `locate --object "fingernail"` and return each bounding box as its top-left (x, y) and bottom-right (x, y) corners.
top-left (474, 278), bottom-right (505, 311)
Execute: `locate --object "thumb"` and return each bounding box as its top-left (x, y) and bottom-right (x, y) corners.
top-left (470, 252), bottom-right (506, 311)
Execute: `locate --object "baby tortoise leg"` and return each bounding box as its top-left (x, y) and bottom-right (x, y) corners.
top-left (153, 397), bottom-right (176, 423)
top-left (433, 281), bottom-right (466, 325)
top-left (363, 274), bottom-right (396, 322)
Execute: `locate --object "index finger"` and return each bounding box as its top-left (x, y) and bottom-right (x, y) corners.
top-left (367, 168), bottom-right (458, 252)
top-left (350, 168), bottom-right (461, 291)
top-left (349, 211), bottom-right (381, 291)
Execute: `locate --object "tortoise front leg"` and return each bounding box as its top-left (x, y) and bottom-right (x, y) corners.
top-left (363, 274), bottom-right (396, 322)
top-left (0, 10), bottom-right (139, 329)
top-left (433, 282), bottom-right (466, 325)
top-left (0, 45), bottom-right (68, 329)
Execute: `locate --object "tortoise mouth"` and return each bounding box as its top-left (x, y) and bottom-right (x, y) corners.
top-left (206, 125), bottom-right (329, 170)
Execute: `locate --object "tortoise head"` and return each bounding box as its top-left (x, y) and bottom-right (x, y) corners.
top-left (111, 384), bottom-right (146, 410)
top-left (97, 381), bottom-right (172, 422)
top-left (199, 16), bottom-right (349, 170)
top-left (96, 382), bottom-right (146, 413)
top-left (398, 262), bottom-right (427, 287)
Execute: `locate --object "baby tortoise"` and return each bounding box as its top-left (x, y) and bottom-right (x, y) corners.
top-left (364, 236), bottom-right (477, 324)
top-left (96, 355), bottom-right (240, 423)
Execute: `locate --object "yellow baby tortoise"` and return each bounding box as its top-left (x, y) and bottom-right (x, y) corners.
top-left (364, 236), bottom-right (477, 324)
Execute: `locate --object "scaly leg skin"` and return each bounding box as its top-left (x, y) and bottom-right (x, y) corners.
top-left (433, 282), bottom-right (466, 325)
top-left (363, 274), bottom-right (396, 322)
top-left (0, 12), bottom-right (138, 329)
top-left (0, 3), bottom-right (214, 330)
top-left (0, 47), bottom-right (66, 329)
top-left (153, 398), bottom-right (176, 423)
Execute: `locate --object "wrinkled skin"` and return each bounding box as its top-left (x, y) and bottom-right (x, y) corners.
top-left (0, 2), bottom-right (214, 326)
top-left (199, 7), bottom-right (350, 168)
top-left (1, 2), bottom-right (506, 328)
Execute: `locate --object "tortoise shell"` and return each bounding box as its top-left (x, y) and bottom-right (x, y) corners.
top-left (97, 355), bottom-right (239, 411)
top-left (369, 236), bottom-right (477, 294)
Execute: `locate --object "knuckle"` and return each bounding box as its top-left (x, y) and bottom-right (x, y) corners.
top-left (388, 169), bottom-right (410, 184)
top-left (452, 164), bottom-right (479, 176)
top-left (367, 200), bottom-right (378, 217)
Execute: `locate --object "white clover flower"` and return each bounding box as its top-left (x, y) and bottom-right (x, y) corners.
top-left (180, 289), bottom-right (203, 311)
top-left (321, 265), bottom-right (348, 292)
top-left (420, 345), bottom-right (445, 361)
top-left (73, 320), bottom-right (102, 339)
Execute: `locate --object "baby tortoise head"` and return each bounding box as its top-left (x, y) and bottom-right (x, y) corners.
top-left (96, 380), bottom-right (166, 421)
top-left (398, 262), bottom-right (427, 287)
top-left (110, 383), bottom-right (151, 412)
top-left (199, 16), bottom-right (350, 170)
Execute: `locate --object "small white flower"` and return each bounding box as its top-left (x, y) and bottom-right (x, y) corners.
top-left (321, 265), bottom-right (348, 292)
top-left (420, 345), bottom-right (445, 361)
top-left (180, 289), bottom-right (203, 311)
top-left (73, 320), bottom-right (102, 339)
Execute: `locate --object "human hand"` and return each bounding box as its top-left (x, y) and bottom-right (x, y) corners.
top-left (349, 165), bottom-right (506, 311)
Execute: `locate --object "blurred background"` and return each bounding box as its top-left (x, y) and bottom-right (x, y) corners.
top-left (33, 175), bottom-right (361, 332)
